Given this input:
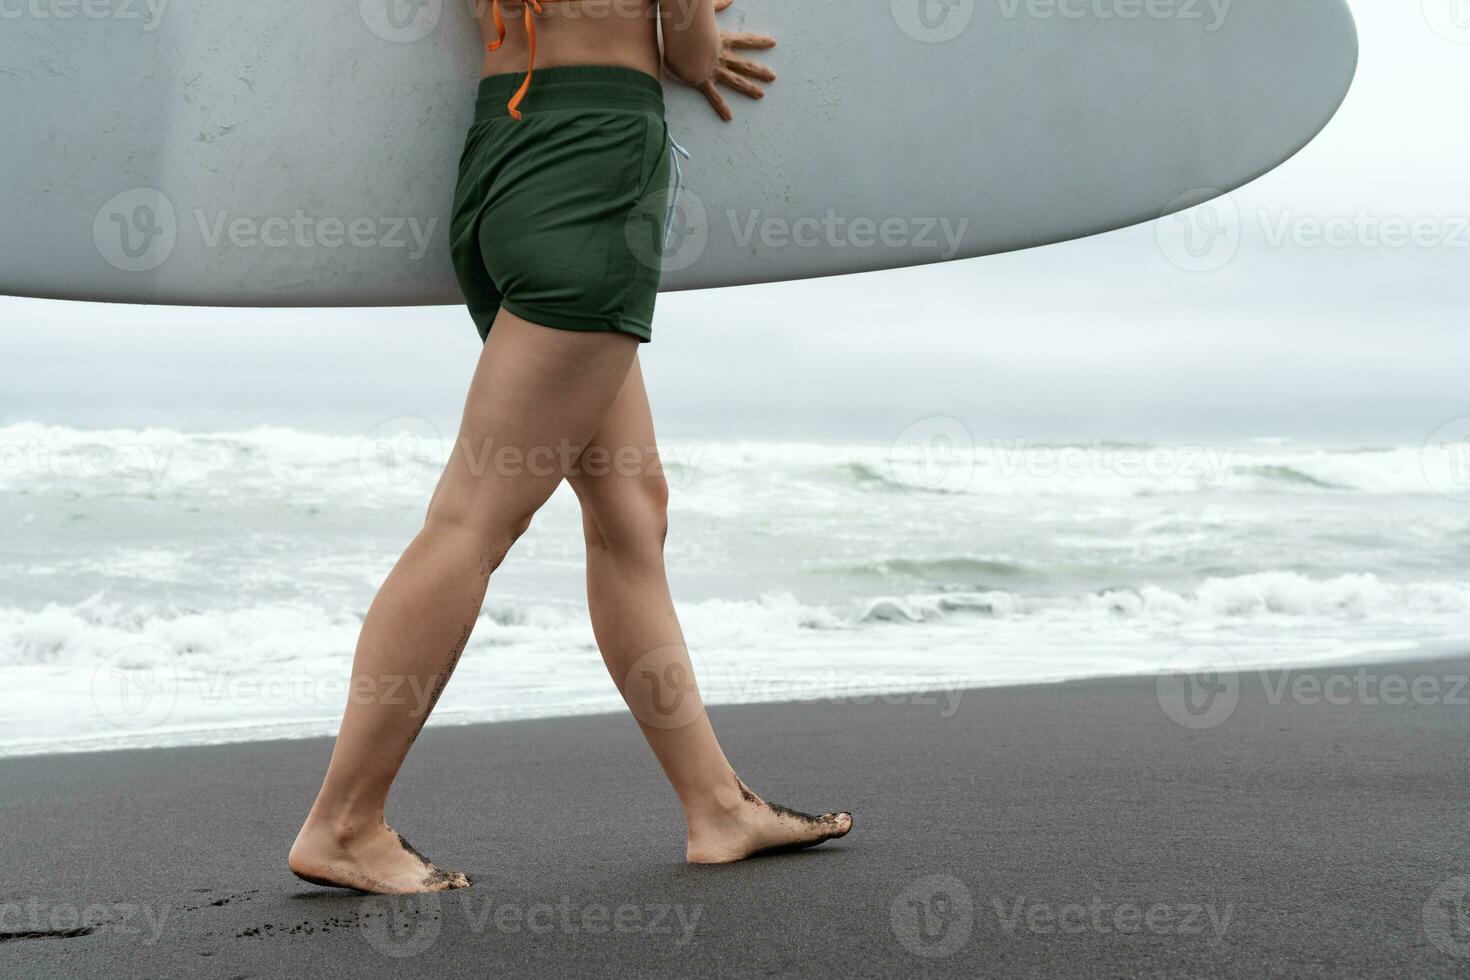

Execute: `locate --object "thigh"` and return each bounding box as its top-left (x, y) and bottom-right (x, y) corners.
top-left (429, 309), bottom-right (640, 536)
top-left (566, 357), bottom-right (668, 531)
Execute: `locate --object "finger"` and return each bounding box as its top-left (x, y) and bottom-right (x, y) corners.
top-left (714, 0), bottom-right (734, 10)
top-left (716, 65), bottom-right (765, 101)
top-left (722, 54), bottom-right (776, 83)
top-left (700, 79), bottom-right (733, 122)
top-left (722, 31), bottom-right (776, 50)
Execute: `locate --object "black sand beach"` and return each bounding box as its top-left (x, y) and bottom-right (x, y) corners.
top-left (2, 655), bottom-right (1467, 978)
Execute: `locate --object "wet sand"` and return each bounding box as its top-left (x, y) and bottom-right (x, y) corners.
top-left (1, 655), bottom-right (1467, 977)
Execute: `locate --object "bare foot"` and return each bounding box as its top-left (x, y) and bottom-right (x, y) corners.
top-left (686, 776), bottom-right (853, 864)
top-left (288, 818), bottom-right (471, 894)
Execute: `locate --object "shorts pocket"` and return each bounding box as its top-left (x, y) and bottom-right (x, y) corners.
top-left (633, 116), bottom-right (670, 203)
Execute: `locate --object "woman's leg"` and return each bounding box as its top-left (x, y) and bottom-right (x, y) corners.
top-left (290, 311), bottom-right (639, 893)
top-left (567, 357), bottom-right (852, 863)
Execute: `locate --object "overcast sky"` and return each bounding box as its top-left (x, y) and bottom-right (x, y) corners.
top-left (2, 1), bottom-right (1466, 444)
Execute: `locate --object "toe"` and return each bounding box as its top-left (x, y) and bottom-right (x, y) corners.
top-left (824, 812), bottom-right (853, 837)
top-left (424, 867), bottom-right (472, 891)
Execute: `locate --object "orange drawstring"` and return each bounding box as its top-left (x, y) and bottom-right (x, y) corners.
top-left (487, 0), bottom-right (551, 120)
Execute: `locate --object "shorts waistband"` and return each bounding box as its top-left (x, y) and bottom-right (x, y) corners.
top-left (475, 65), bottom-right (665, 121)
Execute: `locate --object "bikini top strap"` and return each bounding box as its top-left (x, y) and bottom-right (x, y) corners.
top-left (486, 0), bottom-right (554, 120)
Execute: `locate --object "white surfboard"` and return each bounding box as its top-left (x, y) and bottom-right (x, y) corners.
top-left (0, 0), bottom-right (1357, 307)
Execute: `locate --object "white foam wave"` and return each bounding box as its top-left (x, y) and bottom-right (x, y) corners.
top-left (857, 573), bottom-right (1470, 624)
top-left (0, 423), bottom-right (1453, 500)
top-left (6, 573), bottom-right (1467, 671)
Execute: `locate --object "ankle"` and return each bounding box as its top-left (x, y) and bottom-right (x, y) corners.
top-left (299, 805), bottom-right (383, 847)
top-left (682, 777), bottom-right (749, 828)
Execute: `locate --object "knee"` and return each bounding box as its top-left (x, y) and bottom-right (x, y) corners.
top-left (424, 493), bottom-right (537, 571)
top-left (581, 474), bottom-right (669, 559)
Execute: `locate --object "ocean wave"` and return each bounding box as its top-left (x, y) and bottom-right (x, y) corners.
top-left (1239, 465), bottom-right (1349, 491)
top-left (829, 557), bottom-right (1032, 583)
top-left (0, 423), bottom-right (1452, 501)
top-left (6, 573), bottom-right (1468, 670)
top-left (854, 572), bottom-right (1470, 624)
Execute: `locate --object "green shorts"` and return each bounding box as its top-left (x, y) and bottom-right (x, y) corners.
top-left (450, 65), bottom-right (673, 344)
